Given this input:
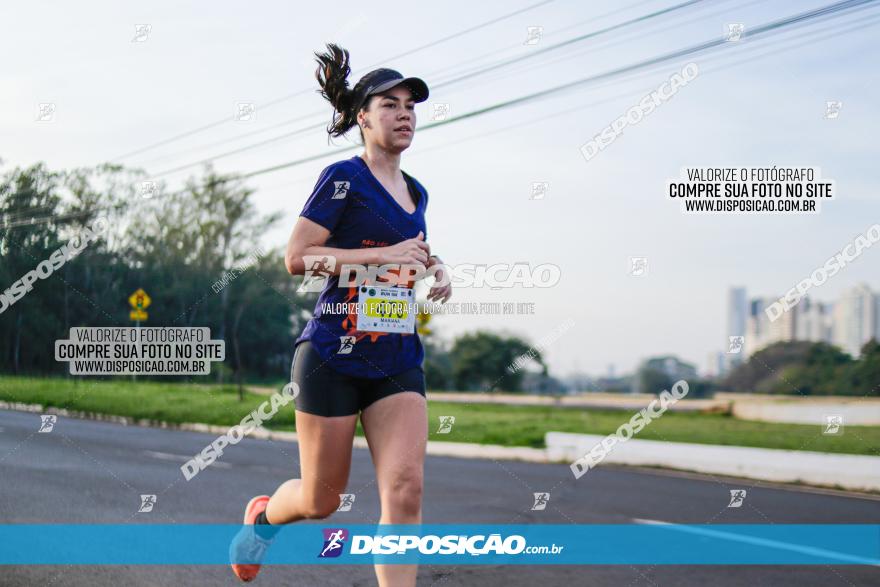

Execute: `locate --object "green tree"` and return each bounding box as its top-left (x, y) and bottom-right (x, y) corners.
top-left (449, 331), bottom-right (539, 392)
top-left (637, 368), bottom-right (673, 395)
top-left (846, 338), bottom-right (880, 395)
top-left (0, 158), bottom-right (310, 387)
top-left (225, 250), bottom-right (311, 397)
top-left (422, 336), bottom-right (453, 391)
top-left (0, 163), bottom-right (64, 373)
top-left (724, 341), bottom-right (857, 395)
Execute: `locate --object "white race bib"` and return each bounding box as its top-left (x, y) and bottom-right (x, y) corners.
top-left (356, 285), bottom-right (415, 334)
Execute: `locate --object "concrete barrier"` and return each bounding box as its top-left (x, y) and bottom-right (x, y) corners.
top-left (728, 397), bottom-right (880, 425)
top-left (546, 431), bottom-right (880, 492)
top-left (425, 391), bottom-right (728, 413)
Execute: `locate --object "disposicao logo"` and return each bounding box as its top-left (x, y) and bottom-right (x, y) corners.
top-left (319, 528), bottom-right (348, 558)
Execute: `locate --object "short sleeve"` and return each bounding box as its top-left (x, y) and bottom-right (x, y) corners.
top-left (299, 164), bottom-right (351, 232)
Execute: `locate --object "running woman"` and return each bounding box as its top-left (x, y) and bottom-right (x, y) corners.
top-left (229, 43), bottom-right (452, 586)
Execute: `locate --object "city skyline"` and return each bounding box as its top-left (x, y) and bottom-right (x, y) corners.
top-left (709, 281), bottom-right (880, 378)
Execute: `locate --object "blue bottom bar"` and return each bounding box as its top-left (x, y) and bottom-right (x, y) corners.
top-left (1, 524), bottom-right (877, 565)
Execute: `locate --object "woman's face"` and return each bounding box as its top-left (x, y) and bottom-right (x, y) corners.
top-left (358, 85), bottom-right (416, 153)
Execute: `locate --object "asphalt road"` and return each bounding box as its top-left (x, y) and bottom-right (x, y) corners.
top-left (1, 409), bottom-right (878, 586)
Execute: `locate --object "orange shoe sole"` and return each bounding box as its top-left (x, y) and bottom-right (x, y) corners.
top-left (231, 495), bottom-right (271, 582)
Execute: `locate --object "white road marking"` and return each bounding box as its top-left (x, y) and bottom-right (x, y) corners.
top-left (632, 518), bottom-right (880, 566)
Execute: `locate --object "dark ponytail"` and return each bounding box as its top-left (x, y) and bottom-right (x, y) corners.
top-left (314, 43), bottom-right (360, 139)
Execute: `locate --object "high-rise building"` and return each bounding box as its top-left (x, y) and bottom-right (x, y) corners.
top-left (832, 283), bottom-right (878, 357)
top-left (745, 296), bottom-right (797, 357)
top-left (796, 297), bottom-right (832, 343)
top-left (874, 295), bottom-right (880, 340)
top-left (730, 284), bottom-right (877, 362)
top-left (705, 351), bottom-right (725, 378)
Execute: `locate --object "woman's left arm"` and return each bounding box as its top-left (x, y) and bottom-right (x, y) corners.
top-left (426, 255), bottom-right (452, 303)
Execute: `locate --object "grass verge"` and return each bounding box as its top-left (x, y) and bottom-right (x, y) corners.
top-left (0, 376), bottom-right (876, 456)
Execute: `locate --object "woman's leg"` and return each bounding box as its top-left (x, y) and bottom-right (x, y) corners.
top-left (265, 341), bottom-right (361, 523)
top-left (360, 390), bottom-right (428, 587)
top-left (264, 409), bottom-right (359, 523)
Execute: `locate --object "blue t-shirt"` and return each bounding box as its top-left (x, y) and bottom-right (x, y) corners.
top-left (294, 155), bottom-right (428, 379)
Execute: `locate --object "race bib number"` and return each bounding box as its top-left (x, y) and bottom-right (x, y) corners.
top-left (356, 285), bottom-right (415, 334)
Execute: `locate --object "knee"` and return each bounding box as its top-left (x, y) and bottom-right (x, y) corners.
top-left (301, 493), bottom-right (340, 520)
top-left (382, 471), bottom-right (423, 517)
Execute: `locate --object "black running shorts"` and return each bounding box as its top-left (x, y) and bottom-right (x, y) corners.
top-left (290, 340), bottom-right (426, 417)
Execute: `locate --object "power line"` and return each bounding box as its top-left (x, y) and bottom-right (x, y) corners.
top-left (411, 12), bottom-right (880, 162)
top-left (11, 6), bottom-right (878, 231)
top-left (394, 0), bottom-right (659, 86)
top-left (4, 0), bottom-right (710, 225)
top-left (5, 0), bottom-right (872, 228)
top-left (144, 0), bottom-right (714, 180)
top-left (435, 0), bottom-right (706, 87)
top-left (237, 0), bottom-right (879, 178)
top-left (480, 0), bottom-right (762, 81)
top-left (132, 111), bottom-right (333, 170)
top-left (106, 0), bottom-right (560, 163)
top-left (4, 0), bottom-right (876, 231)
top-left (129, 0), bottom-right (664, 172)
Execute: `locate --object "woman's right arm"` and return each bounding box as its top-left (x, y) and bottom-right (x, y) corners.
top-left (285, 216), bottom-right (380, 276)
top-left (285, 217), bottom-right (430, 276)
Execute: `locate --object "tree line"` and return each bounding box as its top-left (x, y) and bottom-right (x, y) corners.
top-left (722, 339), bottom-right (880, 396)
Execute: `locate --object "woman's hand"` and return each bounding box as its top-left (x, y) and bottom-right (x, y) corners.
top-left (377, 231), bottom-right (430, 268)
top-left (427, 255), bottom-right (452, 304)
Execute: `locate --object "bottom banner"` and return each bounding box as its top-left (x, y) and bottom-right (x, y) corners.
top-left (1, 524), bottom-right (878, 565)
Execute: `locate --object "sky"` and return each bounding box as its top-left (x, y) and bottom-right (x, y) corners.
top-left (2, 0), bottom-right (879, 378)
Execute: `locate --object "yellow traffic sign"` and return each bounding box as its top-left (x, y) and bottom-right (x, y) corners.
top-left (129, 288), bottom-right (151, 310)
top-left (130, 309), bottom-right (148, 321)
top-left (417, 310), bottom-right (432, 335)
